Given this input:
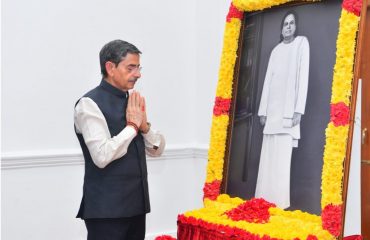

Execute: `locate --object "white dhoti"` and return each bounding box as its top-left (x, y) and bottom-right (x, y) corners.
top-left (255, 134), bottom-right (293, 209)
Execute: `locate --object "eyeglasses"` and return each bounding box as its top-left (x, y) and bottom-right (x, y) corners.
top-left (126, 65), bottom-right (142, 73)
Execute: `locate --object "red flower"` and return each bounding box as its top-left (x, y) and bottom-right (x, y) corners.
top-left (226, 2), bottom-right (244, 22)
top-left (154, 235), bottom-right (176, 240)
top-left (322, 204), bottom-right (342, 237)
top-left (203, 180), bottom-right (221, 200)
top-left (177, 214), bottom-right (281, 240)
top-left (342, 0), bottom-right (362, 16)
top-left (330, 102), bottom-right (350, 126)
top-left (213, 97), bottom-right (232, 116)
top-left (224, 198), bottom-right (276, 223)
top-left (306, 235), bottom-right (318, 240)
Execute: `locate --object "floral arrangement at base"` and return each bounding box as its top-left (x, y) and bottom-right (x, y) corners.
top-left (179, 194), bottom-right (334, 240)
top-left (224, 198), bottom-right (276, 223)
top-left (189, 0), bottom-right (363, 239)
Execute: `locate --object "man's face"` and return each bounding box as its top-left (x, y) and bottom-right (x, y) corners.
top-left (282, 14), bottom-right (296, 40)
top-left (108, 53), bottom-right (141, 91)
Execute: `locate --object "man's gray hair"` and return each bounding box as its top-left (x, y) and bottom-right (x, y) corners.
top-left (99, 40), bottom-right (141, 78)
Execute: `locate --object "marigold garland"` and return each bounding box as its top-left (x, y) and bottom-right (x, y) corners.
top-left (216, 18), bottom-right (241, 99)
top-left (233, 0), bottom-right (295, 12)
top-left (330, 102), bottom-right (350, 126)
top-left (203, 180), bottom-right (221, 200)
top-left (178, 215), bottom-right (277, 240)
top-left (226, 3), bottom-right (244, 22)
top-left (225, 198), bottom-right (276, 223)
top-left (306, 235), bottom-right (319, 240)
top-left (321, 0), bottom-right (361, 234)
top-left (206, 115), bottom-right (229, 183)
top-left (181, 195), bottom-right (334, 240)
top-left (213, 97), bottom-right (232, 116)
top-left (342, 0), bottom-right (362, 16)
top-left (322, 204), bottom-right (343, 237)
top-left (195, 0), bottom-right (362, 239)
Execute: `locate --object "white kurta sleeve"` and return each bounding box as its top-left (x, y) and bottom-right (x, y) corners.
top-left (142, 129), bottom-right (165, 157)
top-left (258, 48), bottom-right (275, 117)
top-left (294, 37), bottom-right (310, 114)
top-left (74, 97), bottom-right (137, 169)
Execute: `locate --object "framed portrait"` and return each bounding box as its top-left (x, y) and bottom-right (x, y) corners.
top-left (178, 0), bottom-right (366, 239)
top-left (225, 0), bottom-right (343, 215)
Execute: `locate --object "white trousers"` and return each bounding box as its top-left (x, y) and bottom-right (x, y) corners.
top-left (255, 134), bottom-right (293, 209)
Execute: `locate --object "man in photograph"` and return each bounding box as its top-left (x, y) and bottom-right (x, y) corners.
top-left (255, 11), bottom-right (310, 209)
top-left (74, 40), bottom-right (165, 240)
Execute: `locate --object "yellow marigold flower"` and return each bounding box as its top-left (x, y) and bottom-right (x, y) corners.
top-left (206, 115), bottom-right (230, 182)
top-left (331, 11), bottom-right (359, 104)
top-left (216, 19), bottom-right (241, 99)
top-left (232, 0), bottom-right (293, 11)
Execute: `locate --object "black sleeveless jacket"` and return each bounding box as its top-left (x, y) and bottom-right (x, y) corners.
top-left (75, 80), bottom-right (150, 219)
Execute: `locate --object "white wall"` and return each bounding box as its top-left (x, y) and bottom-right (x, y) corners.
top-left (1, 0), bottom-right (198, 153)
top-left (2, 166), bottom-right (86, 240)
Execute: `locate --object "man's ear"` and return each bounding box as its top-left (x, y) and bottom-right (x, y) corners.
top-left (105, 61), bottom-right (115, 77)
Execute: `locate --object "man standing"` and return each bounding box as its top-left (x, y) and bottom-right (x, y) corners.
top-left (74, 40), bottom-right (165, 240)
top-left (255, 11), bottom-right (310, 209)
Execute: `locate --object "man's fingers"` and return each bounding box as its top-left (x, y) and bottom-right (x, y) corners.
top-left (128, 91), bottom-right (133, 109)
top-left (128, 91), bottom-right (146, 115)
top-left (135, 92), bottom-right (141, 109)
top-left (128, 92), bottom-right (133, 109)
top-left (141, 97), bottom-right (146, 112)
top-left (131, 91), bottom-right (137, 108)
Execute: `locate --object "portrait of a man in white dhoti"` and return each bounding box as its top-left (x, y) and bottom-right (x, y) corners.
top-left (255, 11), bottom-right (310, 209)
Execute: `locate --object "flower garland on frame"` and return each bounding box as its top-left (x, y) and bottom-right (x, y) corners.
top-left (321, 0), bottom-right (361, 235)
top-left (198, 0), bottom-right (362, 239)
top-left (202, 3), bottom-right (242, 201)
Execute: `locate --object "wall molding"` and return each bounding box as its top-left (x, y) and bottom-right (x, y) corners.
top-left (1, 146), bottom-right (208, 170)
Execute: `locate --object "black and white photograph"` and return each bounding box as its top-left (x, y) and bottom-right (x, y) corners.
top-left (226, 0), bottom-right (343, 214)
top-left (255, 10), bottom-right (310, 209)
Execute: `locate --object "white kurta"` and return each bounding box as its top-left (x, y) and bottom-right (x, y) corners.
top-left (255, 36), bottom-right (310, 209)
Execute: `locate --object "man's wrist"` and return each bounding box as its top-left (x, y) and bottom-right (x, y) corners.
top-left (141, 122), bottom-right (151, 134)
top-left (127, 121), bottom-right (139, 134)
